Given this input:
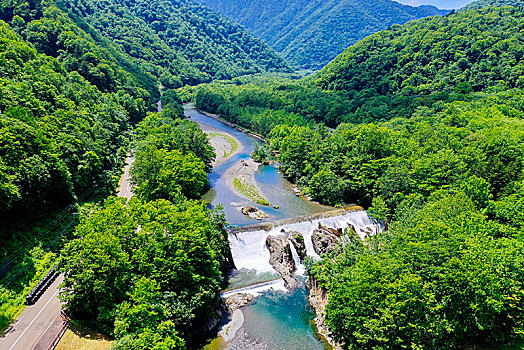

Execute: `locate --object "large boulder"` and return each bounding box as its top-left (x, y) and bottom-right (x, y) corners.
top-left (224, 293), bottom-right (254, 313)
top-left (285, 230), bottom-right (307, 262)
top-left (311, 224), bottom-right (340, 256)
top-left (265, 235), bottom-right (299, 289)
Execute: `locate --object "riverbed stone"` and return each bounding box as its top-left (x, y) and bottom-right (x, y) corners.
top-left (241, 206), bottom-right (269, 220)
top-left (265, 235), bottom-right (299, 290)
top-left (224, 293), bottom-right (254, 313)
top-left (311, 224), bottom-right (340, 256)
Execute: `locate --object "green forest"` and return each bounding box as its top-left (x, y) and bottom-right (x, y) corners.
top-left (59, 110), bottom-right (231, 348)
top-left (1, 0), bottom-right (524, 348)
top-left (194, 0), bottom-right (447, 69)
top-left (191, 6), bottom-right (524, 349)
top-left (462, 0), bottom-right (524, 10)
top-left (58, 0), bottom-right (291, 86)
top-left (0, 0), bottom-right (263, 345)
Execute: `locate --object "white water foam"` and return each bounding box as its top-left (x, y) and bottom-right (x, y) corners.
top-left (229, 211), bottom-right (381, 274)
top-left (288, 241), bottom-right (305, 276)
top-left (221, 279), bottom-right (287, 298)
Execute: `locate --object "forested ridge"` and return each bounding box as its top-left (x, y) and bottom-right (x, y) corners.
top-left (462, 0), bottom-right (524, 10)
top-left (193, 7), bottom-right (524, 348)
top-left (0, 0), bottom-right (242, 345)
top-left (316, 7), bottom-right (524, 94)
top-left (57, 0), bottom-right (291, 87)
top-left (193, 0), bottom-right (448, 70)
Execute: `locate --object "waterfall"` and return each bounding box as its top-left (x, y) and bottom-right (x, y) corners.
top-left (288, 241), bottom-right (305, 276)
top-left (229, 210), bottom-right (380, 275)
top-left (221, 279), bottom-right (286, 298)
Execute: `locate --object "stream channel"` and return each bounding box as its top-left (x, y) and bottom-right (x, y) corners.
top-left (186, 107), bottom-right (335, 349)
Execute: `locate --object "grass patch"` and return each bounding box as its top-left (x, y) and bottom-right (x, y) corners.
top-left (233, 177), bottom-right (270, 206)
top-left (209, 132), bottom-right (238, 158)
top-left (56, 321), bottom-right (112, 350)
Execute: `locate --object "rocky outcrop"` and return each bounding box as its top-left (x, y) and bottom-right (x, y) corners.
top-left (285, 230), bottom-right (307, 262)
top-left (265, 235), bottom-right (299, 289)
top-left (307, 278), bottom-right (343, 350)
top-left (224, 293), bottom-right (254, 313)
top-left (311, 224), bottom-right (341, 256)
top-left (242, 205), bottom-right (268, 220)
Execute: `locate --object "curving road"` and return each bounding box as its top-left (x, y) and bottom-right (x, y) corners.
top-left (117, 155), bottom-right (135, 201)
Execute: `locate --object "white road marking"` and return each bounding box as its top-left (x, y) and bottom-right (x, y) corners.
top-left (8, 289), bottom-right (59, 350)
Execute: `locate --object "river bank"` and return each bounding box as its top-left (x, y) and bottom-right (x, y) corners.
top-left (307, 279), bottom-right (341, 350)
top-left (197, 121), bottom-right (244, 166)
top-left (195, 107), bottom-right (266, 142)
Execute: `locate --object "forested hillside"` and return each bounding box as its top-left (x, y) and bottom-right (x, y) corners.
top-left (196, 7), bottom-right (524, 129)
top-left (462, 0), bottom-right (524, 10)
top-left (193, 0), bottom-right (447, 69)
top-left (317, 7), bottom-right (524, 94)
top-left (0, 0), bottom-right (238, 344)
top-left (57, 0), bottom-right (291, 86)
top-left (0, 12), bottom-right (147, 220)
top-left (192, 7), bottom-right (524, 347)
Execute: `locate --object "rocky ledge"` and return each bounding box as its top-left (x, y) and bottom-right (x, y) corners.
top-left (311, 223), bottom-right (343, 256)
top-left (307, 278), bottom-right (343, 350)
top-left (224, 293), bottom-right (254, 313)
top-left (265, 235), bottom-right (299, 290)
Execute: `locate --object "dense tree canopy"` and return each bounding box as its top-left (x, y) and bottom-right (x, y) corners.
top-left (462, 0), bottom-right (524, 10)
top-left (59, 197), bottom-right (230, 347)
top-left (194, 0), bottom-right (447, 69)
top-left (58, 89), bottom-right (230, 348)
top-left (0, 18), bottom-right (145, 218)
top-left (57, 0), bottom-right (291, 86)
top-left (317, 7), bottom-right (524, 95)
top-left (312, 188), bottom-right (524, 348)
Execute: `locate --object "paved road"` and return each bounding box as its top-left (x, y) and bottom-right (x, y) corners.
top-left (0, 275), bottom-right (64, 350)
top-left (1, 155), bottom-right (134, 350)
top-left (118, 155), bottom-right (135, 201)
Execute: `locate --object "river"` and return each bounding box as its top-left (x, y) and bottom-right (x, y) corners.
top-left (186, 106), bottom-right (381, 349)
top-left (186, 108), bottom-right (331, 226)
top-left (186, 107), bottom-right (336, 349)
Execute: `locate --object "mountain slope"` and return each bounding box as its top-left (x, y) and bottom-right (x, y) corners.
top-left (193, 0), bottom-right (448, 70)
top-left (52, 0), bottom-right (291, 87)
top-left (462, 0), bottom-right (524, 10)
top-left (317, 7), bottom-right (524, 95)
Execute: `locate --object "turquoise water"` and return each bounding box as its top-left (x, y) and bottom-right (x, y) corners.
top-left (242, 280), bottom-right (327, 350)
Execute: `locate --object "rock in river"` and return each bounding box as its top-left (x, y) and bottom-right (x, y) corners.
top-left (311, 224), bottom-right (341, 256)
top-left (241, 205), bottom-right (268, 220)
top-left (224, 293), bottom-right (254, 313)
top-left (265, 235), bottom-right (299, 290)
top-left (285, 230), bottom-right (307, 262)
